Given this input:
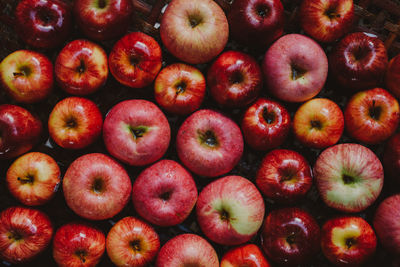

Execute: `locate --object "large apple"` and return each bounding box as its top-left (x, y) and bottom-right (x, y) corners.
top-left (383, 133), bottom-right (400, 182)
top-left (386, 54), bottom-right (400, 99)
top-left (221, 244), bottom-right (271, 267)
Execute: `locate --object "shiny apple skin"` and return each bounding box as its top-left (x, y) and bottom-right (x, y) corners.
top-left (74, 0), bottom-right (133, 41)
top-left (55, 39), bottom-right (108, 95)
top-left (208, 51), bottom-right (262, 108)
top-left (53, 223), bottom-right (105, 267)
top-left (383, 133), bottom-right (400, 182)
top-left (0, 206), bottom-right (53, 264)
top-left (109, 32), bottom-right (162, 88)
top-left (261, 207), bottom-right (320, 266)
top-left (106, 217), bottom-right (160, 267)
top-left (329, 32), bottom-right (388, 91)
top-left (386, 54), bottom-right (400, 99)
top-left (221, 244), bottom-right (271, 267)
top-left (294, 98), bottom-right (344, 148)
top-left (14, 0), bottom-right (72, 49)
top-left (0, 104), bottom-right (42, 160)
top-left (154, 63), bottom-right (206, 115)
top-left (345, 88), bottom-right (400, 144)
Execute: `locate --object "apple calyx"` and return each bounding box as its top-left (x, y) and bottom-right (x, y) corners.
top-left (310, 119), bottom-right (322, 130)
top-left (75, 250), bottom-right (87, 263)
top-left (345, 237), bottom-right (356, 249)
top-left (291, 64), bottom-right (306, 80)
top-left (341, 172), bottom-right (358, 185)
top-left (286, 232), bottom-right (297, 248)
top-left (76, 59), bottom-right (86, 74)
top-left (351, 46), bottom-right (369, 62)
top-left (369, 100), bottom-right (382, 121)
top-left (324, 6), bottom-right (341, 20)
top-left (229, 70), bottom-right (244, 84)
top-left (65, 117), bottom-right (78, 129)
top-left (279, 168), bottom-right (297, 183)
top-left (13, 65), bottom-right (32, 78)
top-left (188, 14), bottom-right (203, 28)
top-left (7, 231), bottom-right (23, 242)
top-left (92, 178), bottom-right (104, 194)
top-left (37, 8), bottom-right (56, 25)
top-left (256, 4), bottom-right (270, 18)
top-left (219, 208), bottom-right (231, 222)
top-left (175, 81), bottom-right (187, 94)
top-left (17, 174), bottom-right (34, 185)
top-left (197, 130), bottom-right (219, 148)
top-left (96, 0), bottom-right (108, 9)
top-left (262, 107), bottom-right (276, 124)
top-left (159, 191), bottom-right (172, 201)
top-left (129, 125), bottom-right (148, 140)
top-left (130, 239), bottom-right (142, 253)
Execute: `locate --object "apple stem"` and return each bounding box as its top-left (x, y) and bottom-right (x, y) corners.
top-left (17, 175), bottom-right (34, 184)
top-left (13, 72), bottom-right (24, 77)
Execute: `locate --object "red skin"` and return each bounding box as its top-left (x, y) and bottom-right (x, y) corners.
top-left (329, 32), bottom-right (388, 91)
top-left (256, 149), bottom-right (312, 203)
top-left (106, 217), bottom-right (160, 267)
top-left (345, 88), bottom-right (400, 144)
top-left (15, 0), bottom-right (72, 49)
top-left (0, 207), bottom-right (53, 264)
top-left (176, 109), bottom-right (244, 177)
top-left (109, 32), bottom-right (162, 88)
top-left (241, 98), bottom-right (290, 150)
top-left (53, 223), bottom-right (105, 267)
top-left (386, 54), bottom-right (400, 99)
top-left (48, 97), bottom-right (103, 149)
top-left (261, 207), bottom-right (320, 266)
top-left (384, 133), bottom-right (400, 182)
top-left (132, 160), bottom-right (197, 226)
top-left (0, 104), bottom-right (42, 160)
top-left (156, 234), bottom-right (219, 267)
top-left (103, 99), bottom-right (171, 166)
top-left (208, 51), bottom-right (262, 108)
top-left (321, 217), bottom-right (377, 267)
top-left (63, 153), bottom-right (132, 220)
top-left (221, 244), bottom-right (271, 267)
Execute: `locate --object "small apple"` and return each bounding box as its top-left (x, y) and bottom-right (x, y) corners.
top-left (386, 54), bottom-right (400, 99)
top-left (221, 244), bottom-right (272, 267)
top-left (383, 133), bottom-right (400, 182)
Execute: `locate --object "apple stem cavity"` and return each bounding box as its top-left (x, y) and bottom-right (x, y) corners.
top-left (286, 232), bottom-right (296, 246)
top-left (310, 120), bottom-right (322, 130)
top-left (129, 126), bottom-right (148, 140)
top-left (97, 0), bottom-right (108, 9)
top-left (342, 173), bottom-right (356, 185)
top-left (369, 100), bottom-right (382, 120)
top-left (198, 130), bottom-right (219, 148)
top-left (188, 14), bottom-right (203, 28)
top-left (324, 7), bottom-right (341, 19)
top-left (7, 231), bottom-right (23, 241)
top-left (130, 239), bottom-right (142, 252)
top-left (219, 209), bottom-right (230, 222)
top-left (92, 178), bottom-right (104, 194)
top-left (65, 117), bottom-right (77, 129)
top-left (345, 237), bottom-right (356, 249)
top-left (175, 81), bottom-right (187, 94)
top-left (291, 64), bottom-right (306, 80)
top-left (13, 65), bottom-right (31, 77)
top-left (229, 71), bottom-right (244, 84)
top-left (262, 107), bottom-right (276, 124)
top-left (159, 191), bottom-right (172, 201)
top-left (17, 174), bottom-right (34, 185)
top-left (77, 59), bottom-right (86, 74)
top-left (256, 4), bottom-right (270, 18)
top-left (75, 250), bottom-right (87, 263)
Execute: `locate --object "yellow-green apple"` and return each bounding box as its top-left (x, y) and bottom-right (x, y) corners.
top-left (196, 175), bottom-right (265, 245)
top-left (48, 97), bottom-right (103, 149)
top-left (160, 0), bottom-right (229, 64)
top-left (106, 217), bottom-right (160, 267)
top-left (154, 63), bottom-right (206, 115)
top-left (314, 143), bottom-right (384, 213)
top-left (221, 244), bottom-right (272, 267)
top-left (241, 98), bottom-right (290, 151)
top-left (261, 207), bottom-right (320, 266)
top-left (6, 152), bottom-right (60, 206)
top-left (384, 133), bottom-right (400, 182)
top-left (109, 32), bottom-right (162, 88)
top-left (103, 99), bottom-right (171, 166)
top-left (63, 153), bottom-right (132, 220)
top-left (155, 234), bottom-right (219, 267)
top-left (176, 109), bottom-right (243, 177)
top-left (0, 206), bottom-right (53, 264)
top-left (263, 34), bottom-right (328, 102)
top-left (132, 159), bottom-right (197, 226)
top-left (55, 39), bottom-right (108, 95)
top-left (53, 223), bottom-right (105, 267)
top-left (345, 88), bottom-right (399, 144)
top-left (0, 50), bottom-right (53, 103)
top-left (386, 54), bottom-right (400, 99)
top-left (293, 98), bottom-right (344, 148)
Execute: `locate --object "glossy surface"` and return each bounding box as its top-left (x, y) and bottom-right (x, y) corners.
top-left (386, 54), bottom-right (400, 99)
top-left (221, 244), bottom-right (271, 267)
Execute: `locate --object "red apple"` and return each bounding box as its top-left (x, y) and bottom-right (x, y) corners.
top-left (48, 97), bottom-right (103, 149)
top-left (293, 98), bottom-right (344, 148)
top-left (55, 39), bottom-right (108, 96)
top-left (263, 34), bottom-right (328, 102)
top-left (176, 109), bottom-right (244, 177)
top-left (160, 0), bottom-right (229, 64)
top-left (221, 244), bottom-right (272, 267)
top-left (0, 206), bottom-right (53, 264)
top-left (383, 133), bottom-right (400, 182)
top-left (106, 217), bottom-right (160, 267)
top-left (345, 88), bottom-right (399, 144)
top-left (53, 223), bottom-right (105, 267)
top-left (154, 63), bottom-right (206, 115)
top-left (386, 54), bottom-right (400, 99)
top-left (109, 32), bottom-right (162, 88)
top-left (63, 153), bottom-right (132, 220)
top-left (103, 99), bottom-right (171, 166)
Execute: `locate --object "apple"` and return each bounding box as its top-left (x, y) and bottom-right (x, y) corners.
top-left (154, 63), bottom-right (206, 115)
top-left (383, 133), bottom-right (400, 182)
top-left (106, 217), bottom-right (160, 267)
top-left (241, 98), bottom-right (290, 151)
top-left (299, 0), bottom-right (354, 43)
top-left (48, 97), bottom-right (103, 149)
top-left (176, 109), bottom-right (244, 177)
top-left (103, 99), bottom-right (171, 166)
top-left (261, 207), bottom-right (320, 266)
top-left (0, 206), bottom-right (53, 264)
top-left (208, 50), bottom-right (262, 108)
top-left (314, 143), bottom-right (384, 213)
top-left (155, 234), bottom-right (219, 267)
top-left (345, 87), bottom-right (399, 144)
top-left (53, 223), bottom-right (105, 267)
top-left (263, 34), bottom-right (328, 102)
top-left (0, 104), bottom-right (42, 160)
top-left (329, 32), bottom-right (388, 91)
top-left (55, 39), bottom-right (108, 96)
top-left (74, 0), bottom-right (133, 41)
top-left (228, 0), bottom-right (284, 48)
top-left (14, 0), bottom-right (72, 49)
top-left (196, 175), bottom-right (265, 245)
top-left (256, 149), bottom-right (312, 203)
top-left (221, 244), bottom-right (271, 267)
top-left (386, 54), bottom-right (400, 99)
top-left (132, 159), bottom-right (197, 226)
top-left (109, 32), bottom-right (162, 88)
top-left (63, 153), bottom-right (132, 220)
top-left (293, 98), bottom-right (344, 148)
top-left (0, 50), bottom-right (53, 103)
top-left (160, 0), bottom-right (229, 64)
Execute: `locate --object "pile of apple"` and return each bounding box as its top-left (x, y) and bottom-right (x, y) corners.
top-left (1, 0), bottom-right (400, 266)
